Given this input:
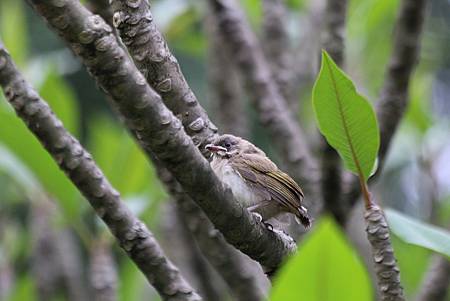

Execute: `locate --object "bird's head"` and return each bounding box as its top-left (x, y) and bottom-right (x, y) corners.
top-left (205, 134), bottom-right (264, 159)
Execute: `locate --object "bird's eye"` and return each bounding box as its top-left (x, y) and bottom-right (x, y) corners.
top-left (225, 142), bottom-right (231, 148)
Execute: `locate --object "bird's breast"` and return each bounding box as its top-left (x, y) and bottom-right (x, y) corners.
top-left (211, 158), bottom-right (259, 207)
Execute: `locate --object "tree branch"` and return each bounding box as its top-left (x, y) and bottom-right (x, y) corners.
top-left (415, 253), bottom-right (450, 301)
top-left (365, 204), bottom-right (405, 301)
top-left (261, 0), bottom-right (296, 107)
top-left (110, 0), bottom-right (218, 156)
top-left (343, 0), bottom-right (428, 211)
top-left (319, 0), bottom-right (348, 225)
top-left (154, 159), bottom-right (268, 300)
top-left (207, 0), bottom-right (321, 216)
top-left (0, 43), bottom-right (201, 301)
top-left (27, 0), bottom-right (296, 272)
top-left (206, 12), bottom-right (248, 139)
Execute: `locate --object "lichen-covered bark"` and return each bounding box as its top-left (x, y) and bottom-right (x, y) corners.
top-left (26, 0), bottom-right (296, 272)
top-left (0, 44), bottom-right (201, 301)
top-left (343, 0), bottom-right (428, 212)
top-left (365, 205), bottom-right (405, 301)
top-left (110, 0), bottom-right (218, 156)
top-left (208, 0), bottom-right (321, 217)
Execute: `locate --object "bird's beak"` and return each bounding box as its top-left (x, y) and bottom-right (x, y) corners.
top-left (205, 144), bottom-right (227, 153)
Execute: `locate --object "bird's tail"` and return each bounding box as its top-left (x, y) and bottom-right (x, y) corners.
top-left (295, 206), bottom-right (312, 229)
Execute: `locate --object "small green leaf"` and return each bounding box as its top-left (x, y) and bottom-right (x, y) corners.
top-left (270, 217), bottom-right (373, 301)
top-left (385, 208), bottom-right (450, 258)
top-left (312, 50), bottom-right (380, 181)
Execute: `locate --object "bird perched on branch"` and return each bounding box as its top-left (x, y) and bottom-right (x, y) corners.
top-left (206, 134), bottom-right (311, 229)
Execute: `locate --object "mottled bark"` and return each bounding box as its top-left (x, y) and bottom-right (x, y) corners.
top-left (110, 0), bottom-right (218, 156)
top-left (415, 254), bottom-right (450, 301)
top-left (208, 0), bottom-right (321, 217)
top-left (261, 0), bottom-right (296, 106)
top-left (319, 0), bottom-right (348, 225)
top-left (87, 0), bottom-right (114, 26)
top-left (344, 0), bottom-right (428, 210)
top-left (365, 205), bottom-right (405, 301)
top-left (0, 44), bottom-right (201, 301)
top-left (26, 0), bottom-right (296, 272)
top-left (89, 240), bottom-right (118, 301)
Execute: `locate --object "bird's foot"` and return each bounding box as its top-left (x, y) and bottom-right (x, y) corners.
top-left (251, 212), bottom-right (263, 223)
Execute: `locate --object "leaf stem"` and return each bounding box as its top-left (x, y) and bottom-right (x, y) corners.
top-left (359, 179), bottom-right (374, 209)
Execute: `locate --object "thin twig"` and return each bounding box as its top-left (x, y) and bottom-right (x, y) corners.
top-left (365, 204), bottom-right (405, 301)
top-left (0, 43), bottom-right (201, 301)
top-left (27, 0), bottom-right (297, 272)
top-left (415, 254), bottom-right (450, 301)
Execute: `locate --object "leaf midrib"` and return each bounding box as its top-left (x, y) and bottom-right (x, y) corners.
top-left (324, 58), bottom-right (366, 182)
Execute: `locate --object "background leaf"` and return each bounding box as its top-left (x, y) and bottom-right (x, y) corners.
top-left (312, 51), bottom-right (380, 181)
top-left (270, 217), bottom-right (373, 301)
top-left (385, 208), bottom-right (450, 258)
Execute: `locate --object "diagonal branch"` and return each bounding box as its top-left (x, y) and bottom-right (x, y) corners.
top-left (110, 0), bottom-right (218, 156)
top-left (27, 0), bottom-right (296, 272)
top-left (343, 0), bottom-right (428, 211)
top-left (0, 43), bottom-right (201, 301)
top-left (207, 0), bottom-right (321, 215)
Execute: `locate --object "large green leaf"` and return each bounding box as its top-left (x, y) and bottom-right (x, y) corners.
top-left (270, 217), bottom-right (373, 301)
top-left (312, 51), bottom-right (380, 181)
top-left (385, 208), bottom-right (450, 258)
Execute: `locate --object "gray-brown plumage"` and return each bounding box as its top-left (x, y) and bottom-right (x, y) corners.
top-left (206, 134), bottom-right (311, 228)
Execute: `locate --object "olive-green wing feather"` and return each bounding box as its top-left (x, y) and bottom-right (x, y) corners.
top-left (230, 154), bottom-right (304, 212)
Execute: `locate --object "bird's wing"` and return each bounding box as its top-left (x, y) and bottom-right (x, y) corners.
top-left (231, 154), bottom-right (304, 213)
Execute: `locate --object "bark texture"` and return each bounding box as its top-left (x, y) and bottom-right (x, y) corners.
top-left (110, 0), bottom-right (218, 156)
top-left (319, 0), bottom-right (348, 225)
top-left (344, 0), bottom-right (428, 211)
top-left (365, 205), bottom-right (405, 301)
top-left (0, 44), bottom-right (201, 301)
top-left (26, 0), bottom-right (296, 272)
top-left (208, 0), bottom-right (321, 216)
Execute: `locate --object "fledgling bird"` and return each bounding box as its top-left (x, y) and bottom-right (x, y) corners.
top-left (206, 134), bottom-right (311, 229)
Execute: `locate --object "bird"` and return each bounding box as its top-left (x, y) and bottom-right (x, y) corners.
top-left (205, 134), bottom-right (311, 229)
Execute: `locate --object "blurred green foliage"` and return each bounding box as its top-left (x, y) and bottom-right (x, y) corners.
top-left (0, 0), bottom-right (449, 300)
top-left (271, 217), bottom-right (373, 301)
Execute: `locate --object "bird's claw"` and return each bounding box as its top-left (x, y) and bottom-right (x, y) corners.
top-left (251, 212), bottom-right (263, 223)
